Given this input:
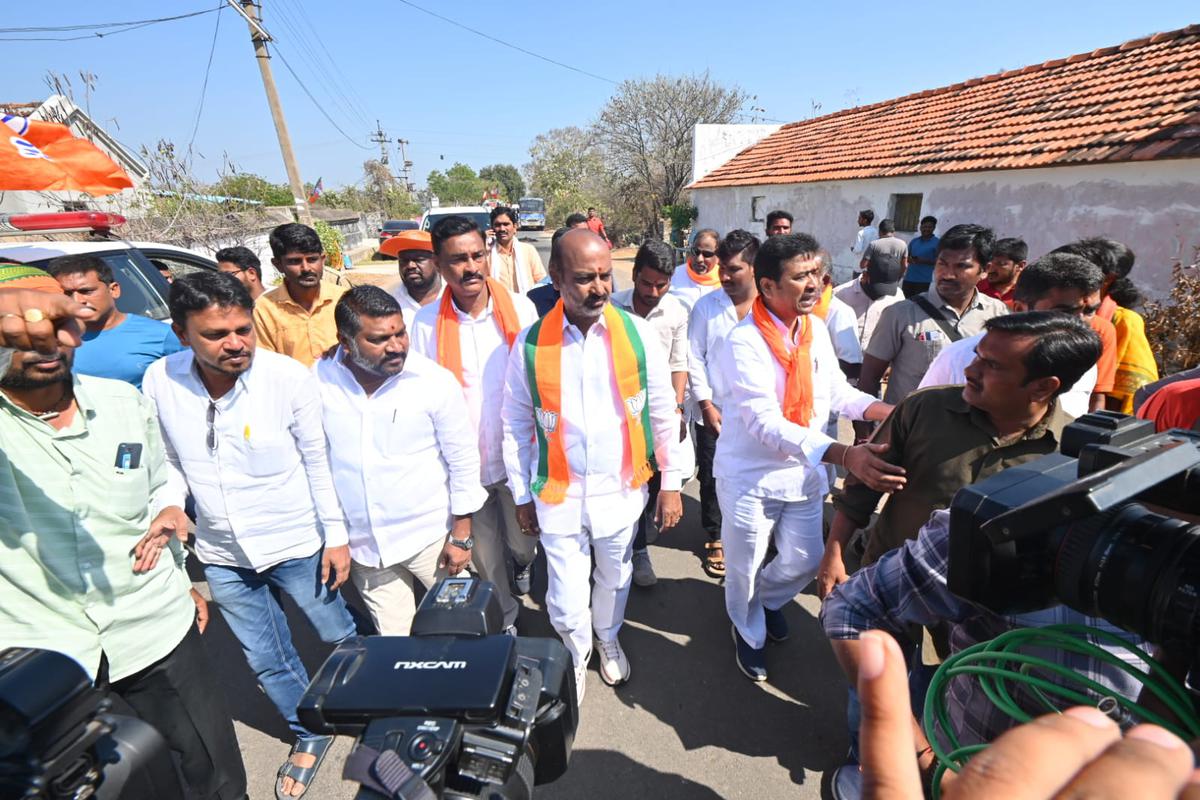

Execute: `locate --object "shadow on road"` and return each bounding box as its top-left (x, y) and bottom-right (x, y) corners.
top-left (540, 749), bottom-right (726, 799)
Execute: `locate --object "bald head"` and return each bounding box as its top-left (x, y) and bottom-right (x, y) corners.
top-left (553, 229), bottom-right (612, 330)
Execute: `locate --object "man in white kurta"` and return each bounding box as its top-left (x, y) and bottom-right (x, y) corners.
top-left (714, 233), bottom-right (899, 683)
top-left (502, 230), bottom-right (683, 703)
top-left (313, 285), bottom-right (486, 636)
top-left (411, 214), bottom-right (539, 630)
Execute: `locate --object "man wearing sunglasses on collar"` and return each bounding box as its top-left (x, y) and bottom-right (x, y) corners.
top-left (670, 228), bottom-right (723, 313)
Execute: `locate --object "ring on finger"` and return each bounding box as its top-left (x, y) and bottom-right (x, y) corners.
top-left (23, 309), bottom-right (45, 323)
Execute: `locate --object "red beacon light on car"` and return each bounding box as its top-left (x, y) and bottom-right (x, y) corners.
top-left (0, 211), bottom-right (127, 236)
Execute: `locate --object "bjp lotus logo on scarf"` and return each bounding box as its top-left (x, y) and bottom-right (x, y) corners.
top-left (624, 389), bottom-right (646, 418)
top-left (535, 407), bottom-right (559, 434)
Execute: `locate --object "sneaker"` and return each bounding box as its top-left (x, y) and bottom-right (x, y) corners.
top-left (831, 762), bottom-right (863, 800)
top-left (731, 624), bottom-right (767, 682)
top-left (764, 606), bottom-right (789, 643)
top-left (594, 636), bottom-right (631, 685)
top-left (573, 659), bottom-right (588, 707)
top-left (513, 561), bottom-right (533, 595)
top-left (631, 549), bottom-right (657, 587)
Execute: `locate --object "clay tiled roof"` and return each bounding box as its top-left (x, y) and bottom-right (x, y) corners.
top-left (691, 25), bottom-right (1200, 189)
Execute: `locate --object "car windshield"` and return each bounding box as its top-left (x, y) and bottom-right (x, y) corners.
top-left (27, 249), bottom-right (170, 320)
top-left (383, 220), bottom-right (417, 231)
top-left (423, 212), bottom-right (491, 232)
top-left (518, 199), bottom-right (544, 213)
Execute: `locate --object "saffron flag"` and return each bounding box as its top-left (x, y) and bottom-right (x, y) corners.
top-left (0, 115), bottom-right (133, 196)
top-left (308, 177), bottom-right (323, 204)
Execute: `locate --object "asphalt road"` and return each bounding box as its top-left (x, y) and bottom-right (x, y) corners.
top-left (200, 233), bottom-right (849, 798)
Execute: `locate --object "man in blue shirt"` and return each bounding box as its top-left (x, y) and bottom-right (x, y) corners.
top-left (903, 215), bottom-right (939, 298)
top-left (47, 254), bottom-right (184, 389)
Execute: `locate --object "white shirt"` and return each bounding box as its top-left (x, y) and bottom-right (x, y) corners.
top-left (142, 349), bottom-right (347, 571)
top-left (917, 331), bottom-right (1098, 419)
top-left (852, 225), bottom-right (879, 254)
top-left (409, 288), bottom-right (538, 486)
top-left (502, 307), bottom-right (683, 537)
top-left (391, 280), bottom-right (444, 331)
top-left (823, 295), bottom-right (864, 365)
top-left (687, 289), bottom-right (742, 413)
top-left (834, 278), bottom-right (905, 351)
top-left (714, 310), bottom-right (877, 500)
top-left (611, 288), bottom-right (690, 373)
top-left (312, 350), bottom-right (487, 568)
top-left (669, 264), bottom-right (720, 313)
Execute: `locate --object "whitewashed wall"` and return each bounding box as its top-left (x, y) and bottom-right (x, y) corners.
top-left (691, 160), bottom-right (1200, 294)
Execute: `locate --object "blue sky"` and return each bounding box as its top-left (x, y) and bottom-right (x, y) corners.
top-left (6, 2), bottom-right (1198, 192)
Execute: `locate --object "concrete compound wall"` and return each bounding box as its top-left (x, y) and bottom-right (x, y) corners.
top-left (691, 159), bottom-right (1200, 294)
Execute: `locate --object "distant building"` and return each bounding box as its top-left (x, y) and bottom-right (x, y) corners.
top-left (688, 25), bottom-right (1200, 294)
top-left (0, 94), bottom-right (148, 215)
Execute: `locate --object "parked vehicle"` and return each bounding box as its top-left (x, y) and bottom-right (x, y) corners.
top-left (420, 206), bottom-right (492, 237)
top-left (0, 211), bottom-right (216, 320)
top-left (517, 197), bottom-right (546, 231)
top-left (378, 219), bottom-right (419, 245)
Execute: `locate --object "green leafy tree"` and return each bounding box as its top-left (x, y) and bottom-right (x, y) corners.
top-left (211, 172), bottom-right (294, 206)
top-left (426, 163), bottom-right (487, 206)
top-left (478, 164), bottom-right (526, 203)
top-left (524, 127), bottom-right (606, 226)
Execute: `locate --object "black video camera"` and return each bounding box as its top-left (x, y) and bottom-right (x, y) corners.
top-left (948, 411), bottom-right (1200, 662)
top-left (0, 647), bottom-right (182, 799)
top-left (298, 577), bottom-right (577, 800)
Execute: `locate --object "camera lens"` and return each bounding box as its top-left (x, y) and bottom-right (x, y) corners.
top-left (1053, 503), bottom-right (1200, 659)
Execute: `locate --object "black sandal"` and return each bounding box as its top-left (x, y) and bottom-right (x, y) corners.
top-left (275, 735), bottom-right (334, 800)
top-left (703, 541), bottom-right (726, 578)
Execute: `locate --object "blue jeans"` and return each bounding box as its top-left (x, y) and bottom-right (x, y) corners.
top-left (203, 548), bottom-right (355, 742)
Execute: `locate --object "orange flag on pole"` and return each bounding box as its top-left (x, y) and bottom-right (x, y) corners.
top-left (0, 114), bottom-right (133, 196)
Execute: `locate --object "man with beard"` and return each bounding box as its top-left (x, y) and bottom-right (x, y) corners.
top-left (502, 229), bottom-right (684, 702)
top-left (670, 228), bottom-right (722, 312)
top-left (215, 245), bottom-right (266, 301)
top-left (253, 222), bottom-right (347, 367)
top-left (380, 229), bottom-right (443, 329)
top-left (977, 237), bottom-right (1028, 308)
top-left (142, 271), bottom-right (355, 799)
top-left (315, 286), bottom-right (485, 635)
top-left (0, 264), bottom-right (247, 799)
top-left (410, 215), bottom-right (538, 629)
top-left (489, 206), bottom-right (546, 294)
top-left (46, 253), bottom-right (184, 389)
top-left (715, 233), bottom-right (900, 683)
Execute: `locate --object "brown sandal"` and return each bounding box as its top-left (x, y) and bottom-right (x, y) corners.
top-left (703, 541), bottom-right (725, 578)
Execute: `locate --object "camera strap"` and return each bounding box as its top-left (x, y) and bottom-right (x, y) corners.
top-left (910, 294), bottom-right (964, 343)
top-left (343, 744), bottom-right (438, 800)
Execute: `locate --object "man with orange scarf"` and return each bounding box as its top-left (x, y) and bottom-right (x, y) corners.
top-left (714, 233), bottom-right (902, 683)
top-left (501, 229), bottom-right (684, 704)
top-left (670, 228), bottom-right (723, 312)
top-left (411, 216), bottom-right (539, 633)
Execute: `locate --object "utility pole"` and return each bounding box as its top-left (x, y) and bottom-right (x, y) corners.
top-left (396, 138), bottom-right (414, 193)
top-left (369, 120), bottom-right (390, 165)
top-left (230, 0), bottom-right (312, 225)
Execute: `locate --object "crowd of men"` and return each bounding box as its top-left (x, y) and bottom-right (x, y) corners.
top-left (0, 201), bottom-right (1198, 800)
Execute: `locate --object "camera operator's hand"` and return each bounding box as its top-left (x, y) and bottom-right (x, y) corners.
top-left (321, 544), bottom-right (351, 590)
top-left (841, 442), bottom-right (906, 493)
top-left (655, 489), bottom-right (683, 531)
top-left (516, 502), bottom-right (540, 537)
top-left (190, 588), bottom-right (209, 634)
top-left (856, 629), bottom-right (1200, 800)
top-left (0, 287), bottom-right (95, 354)
top-left (133, 505), bottom-right (189, 573)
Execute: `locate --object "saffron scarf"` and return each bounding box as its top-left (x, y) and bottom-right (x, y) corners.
top-left (523, 301), bottom-right (655, 504)
top-left (1110, 306), bottom-right (1159, 414)
top-left (751, 296), bottom-right (815, 427)
top-left (686, 256), bottom-right (721, 288)
top-left (812, 283), bottom-right (834, 321)
top-left (435, 278), bottom-right (522, 385)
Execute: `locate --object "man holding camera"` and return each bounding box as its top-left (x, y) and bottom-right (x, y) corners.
top-left (502, 229), bottom-right (684, 702)
top-left (0, 265), bottom-right (246, 799)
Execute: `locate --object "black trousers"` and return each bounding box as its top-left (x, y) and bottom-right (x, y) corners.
top-left (102, 624), bottom-right (248, 800)
top-left (901, 280), bottom-right (930, 298)
top-left (694, 422), bottom-right (722, 542)
top-left (633, 471), bottom-right (662, 551)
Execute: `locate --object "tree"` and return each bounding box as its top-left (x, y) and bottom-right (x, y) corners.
top-left (524, 127), bottom-right (606, 226)
top-left (426, 162), bottom-right (486, 206)
top-left (210, 172), bottom-right (294, 206)
top-left (593, 72), bottom-right (746, 230)
top-left (478, 164), bottom-right (525, 203)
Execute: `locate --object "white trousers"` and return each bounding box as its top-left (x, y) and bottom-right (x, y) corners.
top-left (351, 537), bottom-right (445, 636)
top-left (718, 478), bottom-right (825, 649)
top-left (539, 521), bottom-right (637, 666)
top-left (470, 482), bottom-right (539, 627)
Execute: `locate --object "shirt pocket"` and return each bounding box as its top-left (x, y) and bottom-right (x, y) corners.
top-left (240, 434), bottom-right (298, 478)
top-left (108, 468), bottom-right (150, 520)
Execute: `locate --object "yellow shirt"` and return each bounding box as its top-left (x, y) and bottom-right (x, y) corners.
top-left (252, 280), bottom-right (347, 367)
top-left (492, 240), bottom-right (546, 293)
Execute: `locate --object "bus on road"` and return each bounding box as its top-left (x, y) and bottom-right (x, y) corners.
top-left (517, 197), bottom-right (546, 231)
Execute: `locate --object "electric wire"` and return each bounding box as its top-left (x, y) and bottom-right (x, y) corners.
top-left (394, 0), bottom-right (616, 85)
top-left (275, 0), bottom-right (374, 128)
top-left (269, 2), bottom-right (371, 132)
top-left (0, 9), bottom-right (219, 41)
top-left (186, 2), bottom-right (226, 152)
top-left (271, 43), bottom-right (372, 150)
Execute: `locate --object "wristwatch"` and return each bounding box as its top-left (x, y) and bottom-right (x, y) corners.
top-left (447, 535), bottom-right (474, 551)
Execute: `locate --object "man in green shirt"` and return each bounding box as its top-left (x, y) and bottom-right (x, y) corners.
top-left (0, 266), bottom-right (246, 800)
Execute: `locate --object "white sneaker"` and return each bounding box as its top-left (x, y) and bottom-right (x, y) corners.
top-left (631, 549), bottom-right (657, 587)
top-left (594, 636), bottom-right (631, 685)
top-left (573, 658), bottom-right (588, 707)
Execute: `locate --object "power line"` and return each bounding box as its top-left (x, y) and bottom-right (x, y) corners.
top-left (275, 0), bottom-right (374, 127)
top-left (394, 0), bottom-right (616, 85)
top-left (271, 42), bottom-right (372, 150)
top-left (0, 8), bottom-right (219, 41)
top-left (269, 2), bottom-right (370, 131)
top-left (186, 2), bottom-right (225, 151)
